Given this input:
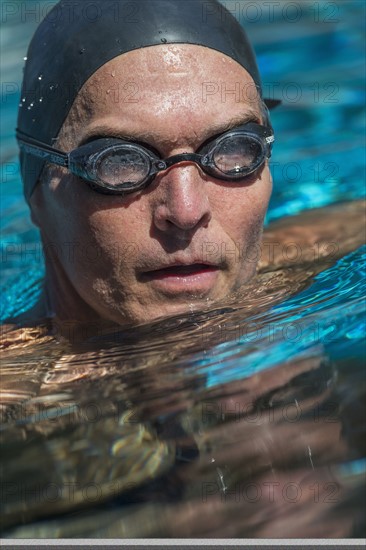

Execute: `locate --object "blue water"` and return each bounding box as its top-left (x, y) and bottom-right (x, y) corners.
top-left (201, 246), bottom-right (366, 387)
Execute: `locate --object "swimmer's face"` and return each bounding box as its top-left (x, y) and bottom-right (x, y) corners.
top-left (30, 45), bottom-right (272, 326)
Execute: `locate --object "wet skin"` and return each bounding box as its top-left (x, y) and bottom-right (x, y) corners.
top-left (29, 45), bottom-right (272, 328)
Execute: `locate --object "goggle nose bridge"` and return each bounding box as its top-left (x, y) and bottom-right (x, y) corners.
top-left (153, 152), bottom-right (209, 172)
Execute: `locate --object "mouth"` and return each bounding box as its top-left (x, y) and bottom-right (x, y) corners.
top-left (139, 263), bottom-right (222, 295)
top-left (144, 263), bottom-right (218, 278)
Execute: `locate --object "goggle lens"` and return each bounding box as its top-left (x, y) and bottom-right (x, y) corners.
top-left (95, 148), bottom-right (150, 187)
top-left (212, 135), bottom-right (263, 177)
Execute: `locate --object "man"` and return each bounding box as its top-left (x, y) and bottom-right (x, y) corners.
top-left (13, 0), bottom-right (275, 332)
top-left (12, 0), bottom-right (365, 336)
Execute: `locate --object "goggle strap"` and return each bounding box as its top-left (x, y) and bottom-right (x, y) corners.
top-left (16, 130), bottom-right (69, 167)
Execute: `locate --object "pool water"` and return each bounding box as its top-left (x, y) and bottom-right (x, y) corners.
top-left (1, 0), bottom-right (365, 539)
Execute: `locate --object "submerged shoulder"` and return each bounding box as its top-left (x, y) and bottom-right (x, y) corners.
top-left (0, 320), bottom-right (54, 351)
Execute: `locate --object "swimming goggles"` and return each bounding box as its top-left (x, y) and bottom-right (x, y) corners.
top-left (16, 123), bottom-right (274, 195)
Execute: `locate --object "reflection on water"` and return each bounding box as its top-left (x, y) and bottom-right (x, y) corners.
top-left (1, 246), bottom-right (365, 538)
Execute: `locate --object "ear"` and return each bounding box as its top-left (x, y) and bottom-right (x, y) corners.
top-left (267, 163), bottom-right (273, 186)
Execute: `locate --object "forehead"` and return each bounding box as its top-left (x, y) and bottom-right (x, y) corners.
top-left (59, 44), bottom-right (261, 146)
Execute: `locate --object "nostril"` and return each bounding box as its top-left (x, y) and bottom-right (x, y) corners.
top-left (153, 202), bottom-right (212, 233)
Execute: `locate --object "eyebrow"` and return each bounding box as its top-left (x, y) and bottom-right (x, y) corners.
top-left (79, 110), bottom-right (262, 149)
top-left (204, 110), bottom-right (262, 136)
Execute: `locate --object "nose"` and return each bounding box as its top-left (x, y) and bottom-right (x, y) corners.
top-left (152, 161), bottom-right (212, 233)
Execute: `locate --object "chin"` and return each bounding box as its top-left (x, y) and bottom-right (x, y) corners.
top-left (124, 297), bottom-right (216, 327)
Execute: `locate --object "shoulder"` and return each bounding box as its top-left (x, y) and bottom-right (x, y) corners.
top-left (0, 320), bottom-right (54, 351)
top-left (260, 199), bottom-right (365, 271)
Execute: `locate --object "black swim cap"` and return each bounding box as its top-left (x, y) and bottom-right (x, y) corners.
top-left (18, 0), bottom-right (279, 202)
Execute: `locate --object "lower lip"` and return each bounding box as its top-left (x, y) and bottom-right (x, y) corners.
top-left (141, 265), bottom-right (220, 294)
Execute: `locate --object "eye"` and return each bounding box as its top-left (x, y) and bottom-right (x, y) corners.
top-left (94, 146), bottom-right (151, 187)
top-left (212, 134), bottom-right (265, 176)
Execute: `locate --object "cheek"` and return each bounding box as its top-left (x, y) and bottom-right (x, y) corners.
top-left (38, 172), bottom-right (142, 242)
top-left (211, 169), bottom-right (272, 239)
top-left (87, 211), bottom-right (144, 270)
top-left (33, 177), bottom-right (135, 279)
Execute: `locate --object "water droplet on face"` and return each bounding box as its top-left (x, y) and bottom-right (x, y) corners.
top-left (111, 71), bottom-right (116, 77)
top-left (22, 98), bottom-right (26, 102)
top-left (23, 56), bottom-right (27, 61)
top-left (19, 103), bottom-right (23, 107)
top-left (161, 38), bottom-right (167, 43)
top-left (79, 48), bottom-right (86, 54)
top-left (38, 75), bottom-right (43, 80)
top-left (39, 98), bottom-right (43, 102)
